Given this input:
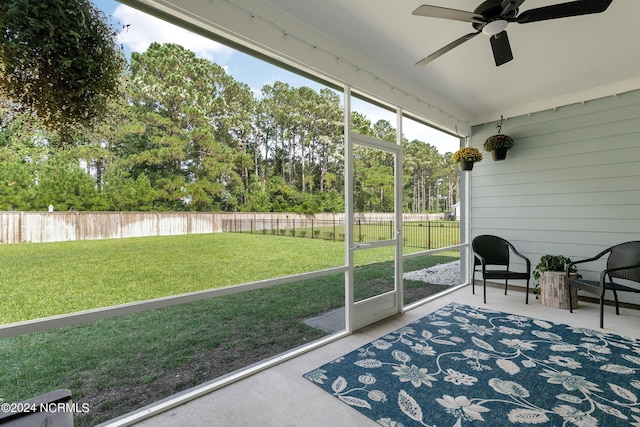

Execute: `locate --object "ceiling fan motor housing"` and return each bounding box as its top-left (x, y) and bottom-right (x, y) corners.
top-left (472, 0), bottom-right (519, 32)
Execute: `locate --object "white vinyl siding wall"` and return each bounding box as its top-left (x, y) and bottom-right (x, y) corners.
top-left (469, 89), bottom-right (640, 303)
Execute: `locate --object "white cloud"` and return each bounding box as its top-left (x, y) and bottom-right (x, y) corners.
top-left (403, 117), bottom-right (460, 154)
top-left (113, 4), bottom-right (234, 62)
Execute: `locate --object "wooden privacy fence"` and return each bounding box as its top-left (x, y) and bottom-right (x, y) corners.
top-left (0, 211), bottom-right (447, 244)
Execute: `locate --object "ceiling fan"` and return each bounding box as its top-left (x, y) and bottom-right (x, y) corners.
top-left (413, 0), bottom-right (613, 67)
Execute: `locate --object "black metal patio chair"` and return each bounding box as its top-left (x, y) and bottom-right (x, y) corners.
top-left (472, 235), bottom-right (531, 304)
top-left (567, 241), bottom-right (640, 328)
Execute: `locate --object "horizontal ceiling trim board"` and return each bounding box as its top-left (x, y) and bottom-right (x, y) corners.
top-left (124, 0), bottom-right (472, 135)
top-left (496, 110), bottom-right (640, 143)
top-left (472, 79), bottom-right (640, 126)
top-left (472, 89), bottom-right (640, 137)
top-left (485, 101), bottom-right (640, 136)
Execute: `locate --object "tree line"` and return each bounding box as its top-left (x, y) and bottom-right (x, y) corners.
top-left (0, 43), bottom-right (459, 214)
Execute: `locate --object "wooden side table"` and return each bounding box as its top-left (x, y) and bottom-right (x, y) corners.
top-left (540, 271), bottom-right (578, 309)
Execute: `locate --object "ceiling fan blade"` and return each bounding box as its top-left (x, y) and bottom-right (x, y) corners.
top-left (490, 31), bottom-right (513, 66)
top-left (516, 0), bottom-right (612, 24)
top-left (416, 32), bottom-right (480, 66)
top-left (412, 5), bottom-right (483, 23)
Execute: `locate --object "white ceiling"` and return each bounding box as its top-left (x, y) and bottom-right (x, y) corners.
top-left (259, 0), bottom-right (640, 125)
top-left (135, 0), bottom-right (640, 130)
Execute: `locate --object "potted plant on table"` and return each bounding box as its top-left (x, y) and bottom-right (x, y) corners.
top-left (483, 134), bottom-right (514, 161)
top-left (533, 254), bottom-right (579, 308)
top-left (453, 147), bottom-right (483, 171)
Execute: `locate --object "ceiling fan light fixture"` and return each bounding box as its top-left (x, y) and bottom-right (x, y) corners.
top-left (482, 19), bottom-right (508, 36)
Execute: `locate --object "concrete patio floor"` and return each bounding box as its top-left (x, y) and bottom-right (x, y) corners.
top-left (125, 285), bottom-right (640, 427)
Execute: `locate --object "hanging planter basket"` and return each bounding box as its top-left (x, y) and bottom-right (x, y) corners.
top-left (459, 160), bottom-right (475, 171)
top-left (453, 147), bottom-right (482, 172)
top-left (484, 134), bottom-right (514, 161)
top-left (491, 147), bottom-right (508, 161)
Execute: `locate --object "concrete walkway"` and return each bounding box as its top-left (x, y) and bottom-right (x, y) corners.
top-left (302, 308), bottom-right (345, 333)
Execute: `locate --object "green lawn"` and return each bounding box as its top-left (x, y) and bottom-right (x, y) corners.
top-left (241, 219), bottom-right (460, 250)
top-left (0, 233), bottom-right (457, 426)
top-left (1, 233), bottom-right (347, 323)
top-left (1, 280), bottom-right (344, 426)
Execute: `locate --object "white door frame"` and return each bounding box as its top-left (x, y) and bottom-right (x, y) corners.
top-left (344, 87), bottom-right (403, 332)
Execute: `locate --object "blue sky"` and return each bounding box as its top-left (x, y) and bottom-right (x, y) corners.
top-left (93, 0), bottom-right (458, 153)
top-left (94, 0), bottom-right (326, 95)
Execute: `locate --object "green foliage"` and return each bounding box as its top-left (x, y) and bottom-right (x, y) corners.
top-left (453, 147), bottom-right (483, 163)
top-left (103, 168), bottom-right (155, 211)
top-left (532, 254), bottom-right (576, 294)
top-left (483, 134), bottom-right (514, 151)
top-left (403, 139), bottom-right (457, 213)
top-left (127, 43), bottom-right (249, 211)
top-left (36, 155), bottom-right (106, 211)
top-left (0, 41), bottom-right (457, 214)
top-left (0, 159), bottom-right (36, 210)
top-left (241, 175), bottom-right (272, 212)
top-left (353, 142), bottom-right (395, 213)
top-left (0, 0), bottom-right (126, 134)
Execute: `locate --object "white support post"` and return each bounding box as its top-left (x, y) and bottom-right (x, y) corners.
top-left (344, 86), bottom-right (354, 334)
top-left (395, 107), bottom-right (404, 313)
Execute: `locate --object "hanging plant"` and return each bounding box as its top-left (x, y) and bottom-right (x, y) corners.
top-left (483, 133), bottom-right (514, 161)
top-left (483, 134), bottom-right (515, 151)
top-left (483, 115), bottom-right (515, 161)
top-left (453, 147), bottom-right (482, 171)
top-left (0, 0), bottom-right (126, 134)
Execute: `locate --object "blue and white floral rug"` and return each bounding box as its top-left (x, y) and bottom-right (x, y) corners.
top-left (304, 303), bottom-right (640, 426)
